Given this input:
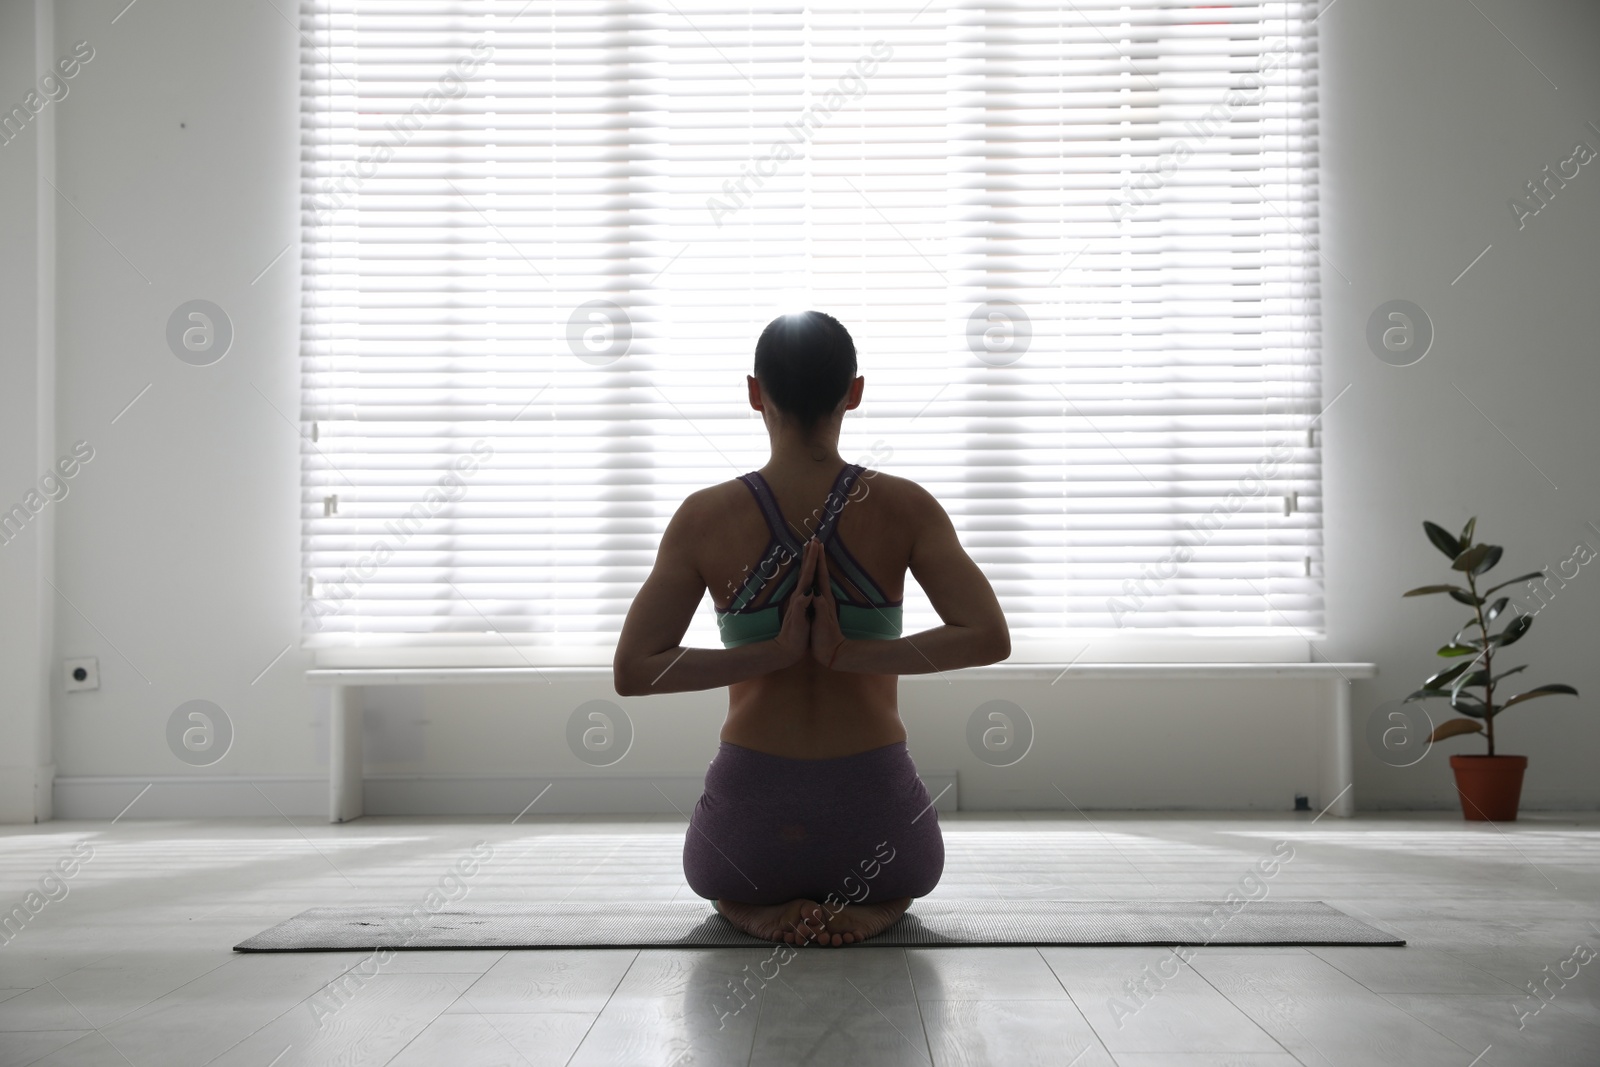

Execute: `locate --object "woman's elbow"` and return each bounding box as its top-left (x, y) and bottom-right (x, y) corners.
top-left (614, 675), bottom-right (648, 698)
top-left (983, 625), bottom-right (1011, 665)
top-left (611, 655), bottom-right (640, 697)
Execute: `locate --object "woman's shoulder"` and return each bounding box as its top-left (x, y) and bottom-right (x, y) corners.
top-left (679, 477), bottom-right (750, 518)
top-left (851, 467), bottom-right (947, 534)
top-left (852, 466), bottom-right (937, 517)
top-left (668, 479), bottom-right (764, 560)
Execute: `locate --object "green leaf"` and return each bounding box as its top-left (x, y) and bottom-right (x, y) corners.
top-left (1447, 589), bottom-right (1485, 607)
top-left (1500, 684), bottom-right (1579, 710)
top-left (1451, 670), bottom-right (1488, 697)
top-left (1403, 584), bottom-right (1470, 598)
top-left (1459, 517), bottom-right (1477, 547)
top-left (1452, 544), bottom-right (1493, 574)
top-left (1437, 642), bottom-right (1479, 658)
top-left (1472, 545), bottom-right (1503, 575)
top-left (1430, 718), bottom-right (1484, 742)
top-left (1490, 665), bottom-right (1527, 686)
top-left (1423, 521), bottom-right (1462, 560)
top-left (1424, 661), bottom-right (1474, 689)
top-left (1407, 689), bottom-right (1490, 719)
top-left (1485, 597), bottom-right (1510, 622)
top-left (1484, 572), bottom-right (1543, 595)
top-left (1492, 614), bottom-right (1533, 648)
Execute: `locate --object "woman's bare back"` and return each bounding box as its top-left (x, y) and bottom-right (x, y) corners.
top-left (612, 453), bottom-right (1007, 753)
top-left (696, 464), bottom-right (914, 758)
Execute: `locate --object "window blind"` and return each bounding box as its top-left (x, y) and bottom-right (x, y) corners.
top-left (298, 0), bottom-right (1323, 658)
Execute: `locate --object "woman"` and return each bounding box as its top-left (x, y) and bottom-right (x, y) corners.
top-left (613, 311), bottom-right (1010, 946)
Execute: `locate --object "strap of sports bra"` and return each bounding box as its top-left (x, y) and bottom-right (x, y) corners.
top-left (813, 464), bottom-right (861, 544)
top-left (742, 464), bottom-right (861, 553)
top-left (739, 473), bottom-right (803, 553)
top-left (726, 464), bottom-right (881, 615)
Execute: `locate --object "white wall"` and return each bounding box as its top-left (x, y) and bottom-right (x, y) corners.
top-left (46, 0), bottom-right (306, 788)
top-left (1319, 0), bottom-right (1600, 808)
top-left (32, 0), bottom-right (1600, 817)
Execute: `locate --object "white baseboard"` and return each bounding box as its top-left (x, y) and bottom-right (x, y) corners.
top-left (52, 772), bottom-right (960, 820)
top-left (53, 775), bottom-right (327, 819)
top-left (364, 774), bottom-right (712, 816)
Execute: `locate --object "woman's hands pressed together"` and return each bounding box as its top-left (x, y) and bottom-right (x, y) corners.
top-left (772, 538), bottom-right (819, 666)
top-left (807, 540), bottom-right (846, 669)
top-left (772, 538), bottom-right (847, 670)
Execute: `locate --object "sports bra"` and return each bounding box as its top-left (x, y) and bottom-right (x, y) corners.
top-left (715, 463), bottom-right (904, 649)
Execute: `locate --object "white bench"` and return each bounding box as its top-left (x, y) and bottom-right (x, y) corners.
top-left (309, 661), bottom-right (1376, 823)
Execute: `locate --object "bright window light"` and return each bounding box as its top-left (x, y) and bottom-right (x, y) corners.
top-left (298, 1), bottom-right (1324, 657)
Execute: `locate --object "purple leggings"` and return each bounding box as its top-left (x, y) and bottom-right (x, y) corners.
top-left (683, 740), bottom-right (944, 906)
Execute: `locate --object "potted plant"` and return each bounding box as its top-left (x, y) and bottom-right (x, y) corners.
top-left (1402, 517), bottom-right (1578, 821)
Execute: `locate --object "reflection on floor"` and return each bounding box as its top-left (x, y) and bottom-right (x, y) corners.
top-left (1, 811), bottom-right (1597, 1066)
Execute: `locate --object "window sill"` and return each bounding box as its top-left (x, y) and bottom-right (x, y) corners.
top-left (305, 661), bottom-right (1374, 686)
top-left (308, 632), bottom-right (1326, 672)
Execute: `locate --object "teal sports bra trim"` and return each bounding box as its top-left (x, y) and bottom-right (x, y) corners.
top-left (715, 464), bottom-right (903, 649)
top-left (718, 601), bottom-right (903, 648)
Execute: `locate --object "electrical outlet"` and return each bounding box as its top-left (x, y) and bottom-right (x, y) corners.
top-left (64, 657), bottom-right (99, 692)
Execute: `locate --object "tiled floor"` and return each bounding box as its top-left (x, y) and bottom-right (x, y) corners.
top-left (2, 811), bottom-right (1598, 1066)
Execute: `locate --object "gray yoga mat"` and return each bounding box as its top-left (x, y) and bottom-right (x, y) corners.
top-left (234, 900), bottom-right (1402, 951)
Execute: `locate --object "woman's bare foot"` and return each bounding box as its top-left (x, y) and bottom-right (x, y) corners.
top-left (822, 897), bottom-right (912, 944)
top-left (715, 898), bottom-right (839, 945)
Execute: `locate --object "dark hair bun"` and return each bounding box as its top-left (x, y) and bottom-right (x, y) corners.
top-left (753, 311), bottom-right (858, 432)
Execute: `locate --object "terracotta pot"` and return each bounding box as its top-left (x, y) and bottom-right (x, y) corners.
top-left (1449, 754), bottom-right (1528, 821)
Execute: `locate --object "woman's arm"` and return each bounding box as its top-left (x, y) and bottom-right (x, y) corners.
top-left (612, 498), bottom-right (821, 696)
top-left (818, 481), bottom-right (1009, 676)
